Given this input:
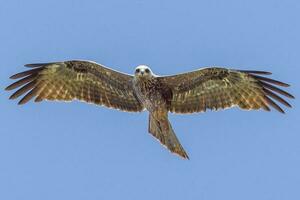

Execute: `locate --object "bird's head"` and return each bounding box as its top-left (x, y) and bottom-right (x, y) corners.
top-left (134, 65), bottom-right (154, 79)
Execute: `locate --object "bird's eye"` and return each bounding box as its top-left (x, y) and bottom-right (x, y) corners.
top-left (135, 69), bottom-right (140, 73)
top-left (145, 69), bottom-right (150, 73)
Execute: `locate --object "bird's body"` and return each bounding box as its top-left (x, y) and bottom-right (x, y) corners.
top-left (132, 65), bottom-right (188, 158)
top-left (133, 66), bottom-right (171, 112)
top-left (6, 60), bottom-right (294, 159)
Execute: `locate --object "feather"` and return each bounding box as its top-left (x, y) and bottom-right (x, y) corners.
top-left (18, 87), bottom-right (40, 105)
top-left (10, 68), bottom-right (43, 79)
top-left (24, 63), bottom-right (53, 68)
top-left (259, 81), bottom-right (294, 99)
top-left (264, 96), bottom-right (285, 113)
top-left (239, 70), bottom-right (272, 75)
top-left (9, 81), bottom-right (36, 99)
top-left (263, 88), bottom-right (292, 108)
top-left (5, 74), bottom-right (36, 90)
top-left (251, 74), bottom-right (290, 87)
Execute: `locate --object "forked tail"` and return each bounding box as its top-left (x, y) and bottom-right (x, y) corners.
top-left (148, 114), bottom-right (189, 159)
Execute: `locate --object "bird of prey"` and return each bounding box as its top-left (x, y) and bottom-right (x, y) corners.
top-left (5, 60), bottom-right (294, 159)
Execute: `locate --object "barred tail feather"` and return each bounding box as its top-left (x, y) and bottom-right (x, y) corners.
top-left (148, 114), bottom-right (189, 159)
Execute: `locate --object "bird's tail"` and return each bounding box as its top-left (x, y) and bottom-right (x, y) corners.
top-left (148, 114), bottom-right (189, 159)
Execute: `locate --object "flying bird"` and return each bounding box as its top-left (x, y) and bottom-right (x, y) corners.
top-left (5, 60), bottom-right (294, 159)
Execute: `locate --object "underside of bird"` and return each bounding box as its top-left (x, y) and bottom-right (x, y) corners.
top-left (5, 60), bottom-right (295, 160)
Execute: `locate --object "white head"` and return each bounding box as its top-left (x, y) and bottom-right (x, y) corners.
top-left (134, 65), bottom-right (154, 79)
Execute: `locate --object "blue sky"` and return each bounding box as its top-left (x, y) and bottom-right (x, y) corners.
top-left (0, 0), bottom-right (299, 199)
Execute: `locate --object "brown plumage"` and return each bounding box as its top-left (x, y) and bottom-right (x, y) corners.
top-left (158, 68), bottom-right (294, 114)
top-left (6, 60), bottom-right (294, 159)
top-left (6, 61), bottom-right (143, 112)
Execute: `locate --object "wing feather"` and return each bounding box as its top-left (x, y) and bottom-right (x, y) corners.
top-left (158, 67), bottom-right (294, 113)
top-left (6, 74), bottom-right (36, 90)
top-left (9, 67), bottom-right (43, 79)
top-left (6, 60), bottom-right (143, 112)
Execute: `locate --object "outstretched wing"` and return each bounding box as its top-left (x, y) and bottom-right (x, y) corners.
top-left (159, 67), bottom-right (294, 113)
top-left (6, 60), bottom-right (143, 112)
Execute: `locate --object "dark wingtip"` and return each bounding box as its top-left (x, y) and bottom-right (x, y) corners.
top-left (34, 97), bottom-right (43, 102)
top-left (25, 63), bottom-right (44, 68)
top-left (10, 74), bottom-right (21, 79)
top-left (263, 88), bottom-right (292, 108)
top-left (9, 94), bottom-right (17, 100)
top-left (265, 96), bottom-right (285, 114)
top-left (240, 70), bottom-right (272, 75)
top-left (18, 99), bottom-right (29, 105)
top-left (277, 108), bottom-right (285, 114)
top-left (259, 81), bottom-right (294, 99)
top-left (5, 85), bottom-right (12, 91)
top-left (18, 101), bottom-right (24, 105)
top-left (9, 68), bottom-right (43, 80)
top-left (183, 152), bottom-right (190, 160)
top-left (252, 74), bottom-right (291, 87)
top-left (17, 89), bottom-right (36, 105)
top-left (180, 154), bottom-right (190, 160)
top-left (25, 62), bottom-right (56, 68)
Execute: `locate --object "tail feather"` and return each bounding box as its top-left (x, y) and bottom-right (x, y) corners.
top-left (149, 115), bottom-right (189, 159)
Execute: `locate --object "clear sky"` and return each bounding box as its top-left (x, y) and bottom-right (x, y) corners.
top-left (0, 0), bottom-right (299, 199)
